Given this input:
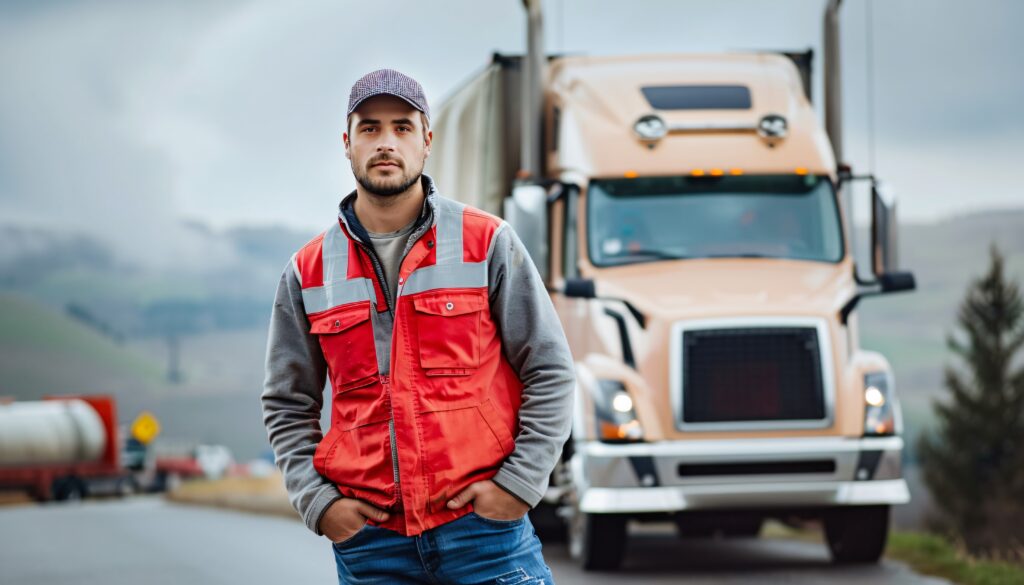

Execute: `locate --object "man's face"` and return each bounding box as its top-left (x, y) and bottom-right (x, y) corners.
top-left (344, 95), bottom-right (432, 197)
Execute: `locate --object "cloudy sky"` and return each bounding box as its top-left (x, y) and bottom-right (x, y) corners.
top-left (1, 0), bottom-right (1022, 256)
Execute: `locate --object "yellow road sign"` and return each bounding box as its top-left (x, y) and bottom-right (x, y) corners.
top-left (131, 411), bottom-right (161, 444)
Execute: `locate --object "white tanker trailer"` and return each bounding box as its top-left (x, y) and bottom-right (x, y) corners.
top-left (0, 399), bottom-right (107, 466)
top-left (0, 395), bottom-right (134, 501)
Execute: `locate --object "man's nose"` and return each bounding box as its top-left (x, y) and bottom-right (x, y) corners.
top-left (376, 132), bottom-right (398, 152)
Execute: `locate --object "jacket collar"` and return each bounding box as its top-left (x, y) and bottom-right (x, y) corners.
top-left (337, 174), bottom-right (438, 246)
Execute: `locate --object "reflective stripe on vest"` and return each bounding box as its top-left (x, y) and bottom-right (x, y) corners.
top-left (301, 220), bottom-right (375, 314)
top-left (303, 198), bottom-right (490, 313)
top-left (399, 198), bottom-right (487, 297)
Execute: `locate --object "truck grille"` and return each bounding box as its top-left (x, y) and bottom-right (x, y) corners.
top-left (681, 327), bottom-right (826, 425)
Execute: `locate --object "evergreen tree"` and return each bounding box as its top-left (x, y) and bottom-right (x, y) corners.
top-left (919, 245), bottom-right (1024, 556)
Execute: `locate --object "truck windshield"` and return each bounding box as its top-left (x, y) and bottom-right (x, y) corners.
top-left (586, 174), bottom-right (843, 266)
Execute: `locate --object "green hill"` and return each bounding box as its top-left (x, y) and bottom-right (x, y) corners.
top-left (0, 292), bottom-right (165, 400)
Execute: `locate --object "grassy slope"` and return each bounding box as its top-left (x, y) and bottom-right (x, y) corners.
top-left (887, 532), bottom-right (1024, 585)
top-left (0, 292), bottom-right (165, 399)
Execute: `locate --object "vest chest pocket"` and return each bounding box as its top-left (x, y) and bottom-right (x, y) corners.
top-left (309, 301), bottom-right (379, 392)
top-left (412, 291), bottom-right (487, 373)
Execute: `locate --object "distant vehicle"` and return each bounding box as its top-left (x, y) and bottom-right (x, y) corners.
top-left (0, 395), bottom-right (138, 501)
top-left (152, 444), bottom-right (235, 490)
top-left (427, 0), bottom-right (916, 571)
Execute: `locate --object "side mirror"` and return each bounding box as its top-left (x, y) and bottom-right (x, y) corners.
top-left (839, 271), bottom-right (917, 325)
top-left (879, 271), bottom-right (916, 293)
top-left (504, 183), bottom-right (549, 280)
top-left (871, 181), bottom-right (899, 276)
top-left (563, 278), bottom-right (596, 299)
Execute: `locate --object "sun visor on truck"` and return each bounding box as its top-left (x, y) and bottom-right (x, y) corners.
top-left (641, 85), bottom-right (752, 110)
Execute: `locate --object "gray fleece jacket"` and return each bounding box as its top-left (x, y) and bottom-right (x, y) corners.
top-left (260, 175), bottom-right (575, 535)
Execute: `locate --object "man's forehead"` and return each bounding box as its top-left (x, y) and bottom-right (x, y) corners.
top-left (352, 94), bottom-right (421, 120)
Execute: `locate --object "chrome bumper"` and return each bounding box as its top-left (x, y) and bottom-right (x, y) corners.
top-left (573, 436), bottom-right (910, 514)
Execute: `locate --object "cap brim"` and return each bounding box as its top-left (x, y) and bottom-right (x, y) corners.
top-left (349, 92), bottom-right (428, 119)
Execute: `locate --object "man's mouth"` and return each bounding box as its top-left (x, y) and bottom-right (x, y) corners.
top-left (372, 161), bottom-right (399, 168)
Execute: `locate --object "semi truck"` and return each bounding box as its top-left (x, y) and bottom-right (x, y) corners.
top-left (426, 0), bottom-right (915, 570)
top-left (0, 395), bottom-right (137, 501)
top-left (0, 395), bottom-right (234, 500)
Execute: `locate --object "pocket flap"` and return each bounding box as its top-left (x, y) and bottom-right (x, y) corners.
top-left (412, 291), bottom-right (486, 317)
top-left (309, 301), bottom-right (372, 334)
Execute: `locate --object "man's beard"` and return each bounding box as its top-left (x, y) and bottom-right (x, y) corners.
top-left (353, 158), bottom-right (422, 197)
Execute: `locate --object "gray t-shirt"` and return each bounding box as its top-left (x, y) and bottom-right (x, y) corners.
top-left (367, 217), bottom-right (418, 304)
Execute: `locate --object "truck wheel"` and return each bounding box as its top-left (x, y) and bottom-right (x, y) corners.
top-left (52, 477), bottom-right (86, 502)
top-left (569, 510), bottom-right (627, 571)
top-left (824, 505), bottom-right (889, 564)
top-left (117, 476), bottom-right (138, 497)
top-left (529, 502), bottom-right (567, 543)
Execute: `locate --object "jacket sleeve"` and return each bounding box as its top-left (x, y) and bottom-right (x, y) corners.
top-left (486, 223), bottom-right (576, 507)
top-left (260, 259), bottom-right (342, 535)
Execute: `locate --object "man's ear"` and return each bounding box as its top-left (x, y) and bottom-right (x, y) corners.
top-left (423, 129), bottom-right (432, 159)
top-left (343, 132), bottom-right (351, 160)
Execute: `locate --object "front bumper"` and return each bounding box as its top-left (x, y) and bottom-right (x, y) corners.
top-left (574, 436), bottom-right (909, 514)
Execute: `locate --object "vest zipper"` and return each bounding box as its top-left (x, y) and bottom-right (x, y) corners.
top-left (355, 241), bottom-right (402, 504)
top-left (379, 374), bottom-right (400, 501)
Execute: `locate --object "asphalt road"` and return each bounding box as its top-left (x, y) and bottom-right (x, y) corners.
top-left (0, 497), bottom-right (949, 585)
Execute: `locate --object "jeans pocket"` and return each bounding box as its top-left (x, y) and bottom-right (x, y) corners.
top-left (331, 520), bottom-right (371, 550)
top-left (469, 510), bottom-right (526, 526)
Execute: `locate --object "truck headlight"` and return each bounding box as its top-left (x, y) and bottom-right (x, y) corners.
top-left (595, 380), bottom-right (644, 442)
top-left (863, 372), bottom-right (898, 436)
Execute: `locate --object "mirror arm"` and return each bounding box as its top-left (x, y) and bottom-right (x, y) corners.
top-left (839, 293), bottom-right (865, 325)
top-left (853, 264), bottom-right (879, 287)
top-left (840, 271), bottom-right (916, 325)
top-left (839, 170), bottom-right (882, 283)
top-left (620, 300), bottom-right (647, 329)
top-left (557, 278), bottom-right (647, 329)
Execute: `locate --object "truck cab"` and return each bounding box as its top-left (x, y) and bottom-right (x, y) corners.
top-left (428, 22), bottom-right (914, 572)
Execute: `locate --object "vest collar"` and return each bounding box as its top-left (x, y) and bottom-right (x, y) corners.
top-left (337, 174), bottom-right (438, 246)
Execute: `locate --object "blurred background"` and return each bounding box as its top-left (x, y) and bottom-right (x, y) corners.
top-left (1, 0), bottom-right (1022, 583)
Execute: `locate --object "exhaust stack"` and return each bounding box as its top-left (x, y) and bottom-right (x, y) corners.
top-left (824, 0), bottom-right (843, 166)
top-left (522, 0), bottom-right (545, 180)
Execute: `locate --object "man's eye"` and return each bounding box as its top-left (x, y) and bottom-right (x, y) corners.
top-left (397, 126), bottom-right (411, 132)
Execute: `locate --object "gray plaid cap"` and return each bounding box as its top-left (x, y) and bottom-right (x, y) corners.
top-left (347, 68), bottom-right (430, 122)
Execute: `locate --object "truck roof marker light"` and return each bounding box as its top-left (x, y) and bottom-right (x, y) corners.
top-left (710, 168), bottom-right (724, 176)
top-left (691, 169), bottom-right (705, 177)
top-left (795, 167), bottom-right (809, 175)
top-left (729, 168), bottom-right (744, 175)
top-left (624, 170), bottom-right (638, 179)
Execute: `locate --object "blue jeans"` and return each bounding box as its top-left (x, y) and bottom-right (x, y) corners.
top-left (331, 510), bottom-right (555, 584)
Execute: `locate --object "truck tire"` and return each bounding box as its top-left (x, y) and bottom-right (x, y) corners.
top-left (529, 502), bottom-right (567, 543)
top-left (117, 476), bottom-right (138, 497)
top-left (824, 505), bottom-right (889, 564)
top-left (569, 511), bottom-right (627, 571)
top-left (52, 477), bottom-right (86, 502)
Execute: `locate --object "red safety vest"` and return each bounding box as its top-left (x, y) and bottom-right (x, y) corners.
top-left (293, 196), bottom-right (524, 536)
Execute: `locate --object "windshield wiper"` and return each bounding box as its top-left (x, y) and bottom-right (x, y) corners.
top-left (701, 252), bottom-right (774, 259)
top-left (604, 249), bottom-right (691, 264)
top-left (613, 248), bottom-right (688, 260)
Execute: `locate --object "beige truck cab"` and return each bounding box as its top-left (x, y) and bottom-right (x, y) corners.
top-left (427, 1), bottom-right (915, 571)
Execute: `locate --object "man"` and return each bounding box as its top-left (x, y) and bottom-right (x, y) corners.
top-left (261, 68), bottom-right (575, 584)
